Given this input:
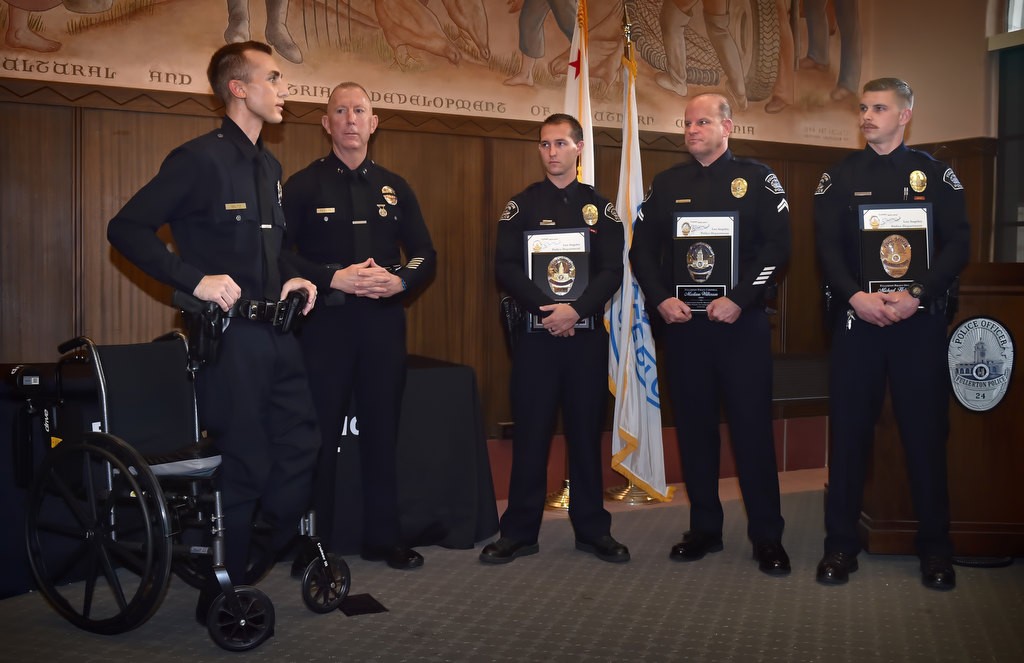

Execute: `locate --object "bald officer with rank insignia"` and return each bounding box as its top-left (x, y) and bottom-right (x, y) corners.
top-left (813, 78), bottom-right (969, 590)
top-left (629, 93), bottom-right (792, 576)
top-left (481, 113), bottom-right (629, 565)
top-left (283, 82), bottom-right (436, 571)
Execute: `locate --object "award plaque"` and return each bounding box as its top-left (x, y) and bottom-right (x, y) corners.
top-left (858, 203), bottom-right (932, 293)
top-left (524, 228), bottom-right (592, 331)
top-left (673, 213), bottom-right (738, 312)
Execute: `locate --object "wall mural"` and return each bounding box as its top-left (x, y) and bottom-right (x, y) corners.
top-left (0, 0), bottom-right (863, 146)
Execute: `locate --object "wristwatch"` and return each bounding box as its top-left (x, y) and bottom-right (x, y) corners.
top-left (907, 282), bottom-right (925, 300)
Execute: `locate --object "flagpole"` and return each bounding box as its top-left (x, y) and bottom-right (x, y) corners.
top-left (605, 4), bottom-right (654, 506)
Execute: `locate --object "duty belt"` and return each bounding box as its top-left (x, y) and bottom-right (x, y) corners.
top-left (228, 298), bottom-right (291, 325)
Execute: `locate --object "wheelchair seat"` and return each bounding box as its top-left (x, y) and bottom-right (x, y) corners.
top-left (89, 333), bottom-right (221, 477)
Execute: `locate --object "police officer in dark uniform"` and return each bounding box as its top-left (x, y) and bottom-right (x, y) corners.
top-left (481, 113), bottom-right (629, 565)
top-left (814, 78), bottom-right (970, 590)
top-left (107, 41), bottom-right (321, 608)
top-left (282, 82), bottom-right (436, 570)
top-left (629, 93), bottom-right (792, 575)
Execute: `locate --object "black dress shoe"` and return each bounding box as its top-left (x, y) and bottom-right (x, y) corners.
top-left (479, 537), bottom-right (539, 564)
top-left (753, 541), bottom-right (791, 576)
top-left (361, 546), bottom-right (424, 570)
top-left (576, 535), bottom-right (630, 563)
top-left (669, 530), bottom-right (723, 562)
top-left (920, 555), bottom-right (956, 590)
top-left (816, 551), bottom-right (858, 585)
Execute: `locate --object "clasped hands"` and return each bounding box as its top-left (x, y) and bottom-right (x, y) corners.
top-left (331, 258), bottom-right (404, 299)
top-left (849, 290), bottom-right (919, 327)
top-left (657, 296), bottom-right (740, 324)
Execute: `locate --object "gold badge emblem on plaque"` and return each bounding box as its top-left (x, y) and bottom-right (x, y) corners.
top-left (909, 170), bottom-right (927, 193)
top-left (547, 256), bottom-right (576, 296)
top-left (879, 234), bottom-right (912, 278)
top-left (686, 242), bottom-right (715, 283)
top-left (582, 204), bottom-right (599, 226)
top-left (382, 185), bottom-right (398, 205)
top-left (731, 178), bottom-right (747, 198)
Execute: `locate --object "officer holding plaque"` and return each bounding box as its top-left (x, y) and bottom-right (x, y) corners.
top-left (629, 93), bottom-right (792, 576)
top-left (813, 78), bottom-right (970, 590)
top-left (483, 113), bottom-right (629, 565)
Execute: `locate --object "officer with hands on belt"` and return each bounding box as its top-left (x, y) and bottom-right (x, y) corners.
top-left (481, 113), bottom-right (630, 565)
top-left (107, 41), bottom-right (321, 617)
top-left (813, 77), bottom-right (970, 590)
top-left (629, 93), bottom-right (792, 576)
top-left (282, 82), bottom-right (436, 570)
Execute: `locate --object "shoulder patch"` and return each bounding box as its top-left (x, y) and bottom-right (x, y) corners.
top-left (764, 173), bottom-right (786, 195)
top-left (814, 172), bottom-right (832, 196)
top-left (499, 200), bottom-right (519, 222)
top-left (942, 167), bottom-right (964, 191)
top-left (604, 202), bottom-right (621, 223)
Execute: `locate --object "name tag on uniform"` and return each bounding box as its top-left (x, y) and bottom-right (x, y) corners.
top-left (676, 199), bottom-right (691, 204)
top-left (854, 191), bottom-right (872, 197)
top-left (540, 219), bottom-right (556, 226)
top-left (316, 207), bottom-right (335, 214)
top-left (225, 202), bottom-right (247, 210)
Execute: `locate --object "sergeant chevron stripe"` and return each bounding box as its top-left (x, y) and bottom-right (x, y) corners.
top-left (407, 258), bottom-right (424, 269)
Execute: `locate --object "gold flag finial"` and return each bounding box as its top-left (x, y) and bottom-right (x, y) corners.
top-left (622, 3), bottom-right (633, 60)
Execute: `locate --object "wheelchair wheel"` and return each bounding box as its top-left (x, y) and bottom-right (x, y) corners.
top-left (206, 586), bottom-right (275, 652)
top-left (301, 553), bottom-right (351, 613)
top-left (24, 432), bottom-right (173, 635)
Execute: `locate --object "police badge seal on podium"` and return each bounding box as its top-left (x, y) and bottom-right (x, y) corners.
top-left (524, 227), bottom-right (592, 331)
top-left (672, 212), bottom-right (737, 312)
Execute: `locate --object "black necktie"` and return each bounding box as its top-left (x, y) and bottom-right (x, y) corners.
top-left (348, 169), bottom-right (372, 263)
top-left (255, 154), bottom-right (282, 301)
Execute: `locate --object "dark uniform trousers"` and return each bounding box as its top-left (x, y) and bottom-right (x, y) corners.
top-left (194, 317), bottom-right (321, 583)
top-left (501, 326), bottom-right (612, 544)
top-left (299, 297), bottom-right (407, 550)
top-left (825, 309), bottom-right (953, 558)
top-left (664, 308), bottom-right (784, 544)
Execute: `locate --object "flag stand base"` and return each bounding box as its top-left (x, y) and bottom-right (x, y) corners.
top-left (544, 479), bottom-right (570, 510)
top-left (605, 482), bottom-right (655, 505)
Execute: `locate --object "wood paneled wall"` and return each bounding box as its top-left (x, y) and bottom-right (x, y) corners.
top-left (0, 78), bottom-right (997, 436)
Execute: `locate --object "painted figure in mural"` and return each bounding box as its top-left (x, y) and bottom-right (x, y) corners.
top-left (800, 0), bottom-right (861, 101)
top-left (629, 93), bottom-right (791, 575)
top-left (504, 0), bottom-right (576, 86)
top-left (282, 82), bottom-right (436, 571)
top-left (813, 77), bottom-right (970, 589)
top-left (375, 0), bottom-right (462, 66)
top-left (107, 41), bottom-right (322, 620)
top-left (439, 0), bottom-right (490, 60)
top-left (764, 0), bottom-right (794, 113)
top-left (224, 0), bottom-right (302, 64)
top-left (484, 113), bottom-right (628, 565)
top-left (657, 0), bottom-right (749, 110)
top-left (2, 0), bottom-right (110, 52)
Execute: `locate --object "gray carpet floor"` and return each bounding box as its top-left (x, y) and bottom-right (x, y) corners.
top-left (1, 489), bottom-right (1021, 662)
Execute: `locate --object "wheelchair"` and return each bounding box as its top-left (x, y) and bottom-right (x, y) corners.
top-left (12, 332), bottom-right (350, 651)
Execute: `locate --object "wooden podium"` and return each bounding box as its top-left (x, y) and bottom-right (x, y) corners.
top-left (858, 264), bottom-right (1024, 556)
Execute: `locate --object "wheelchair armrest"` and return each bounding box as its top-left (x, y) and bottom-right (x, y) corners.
top-left (58, 336), bottom-right (94, 355)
